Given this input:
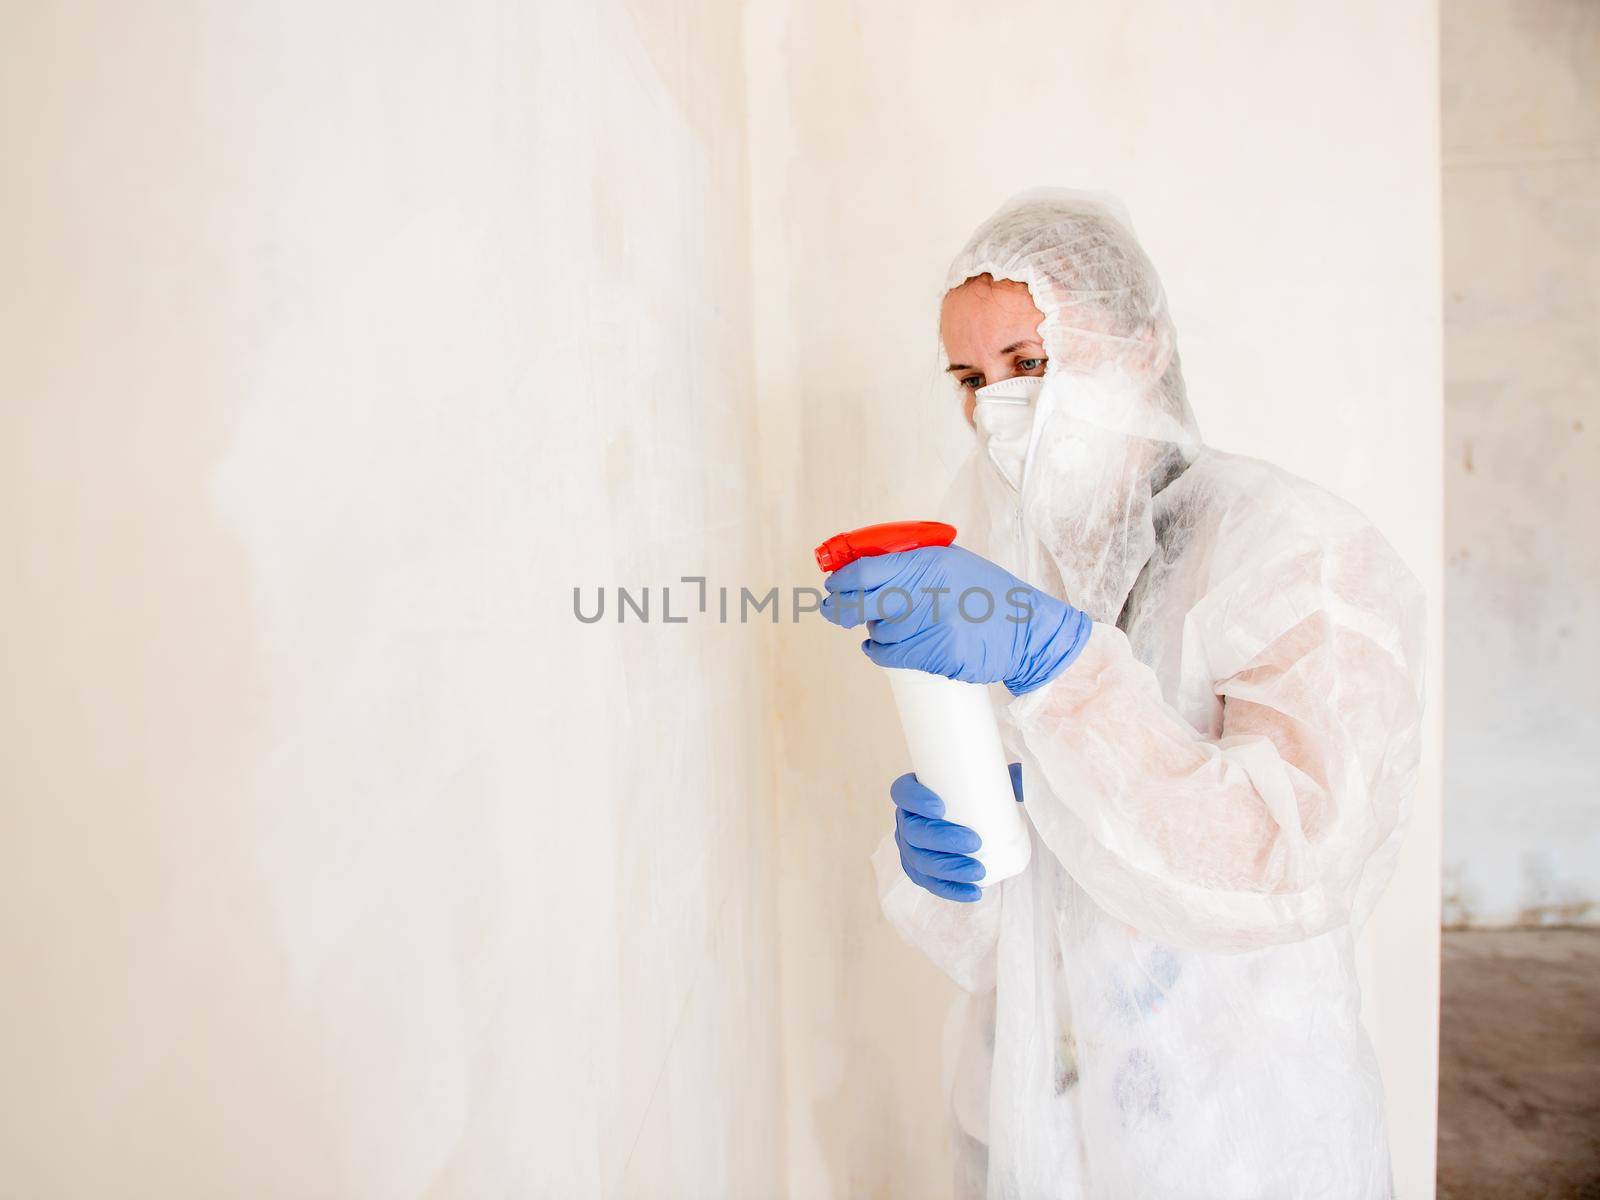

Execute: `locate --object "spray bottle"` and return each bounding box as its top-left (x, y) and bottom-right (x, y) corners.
top-left (815, 520), bottom-right (1032, 887)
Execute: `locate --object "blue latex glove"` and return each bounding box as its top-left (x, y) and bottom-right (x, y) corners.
top-left (893, 763), bottom-right (1024, 902)
top-left (820, 545), bottom-right (1091, 695)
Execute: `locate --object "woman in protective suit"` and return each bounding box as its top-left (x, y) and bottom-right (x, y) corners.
top-left (819, 189), bottom-right (1426, 1199)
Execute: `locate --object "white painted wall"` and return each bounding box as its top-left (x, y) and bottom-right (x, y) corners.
top-left (1442, 0), bottom-right (1600, 929)
top-left (743, 2), bottom-right (1444, 1196)
top-left (0, 2), bottom-right (785, 1195)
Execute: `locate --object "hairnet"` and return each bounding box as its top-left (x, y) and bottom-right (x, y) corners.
top-left (943, 187), bottom-right (1201, 455)
top-left (939, 189), bottom-right (1202, 622)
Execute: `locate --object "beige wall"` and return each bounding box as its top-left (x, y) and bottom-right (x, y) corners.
top-left (744, 1), bottom-right (1444, 1196)
top-left (1442, 0), bottom-right (1600, 929)
top-left (0, 2), bottom-right (784, 1195)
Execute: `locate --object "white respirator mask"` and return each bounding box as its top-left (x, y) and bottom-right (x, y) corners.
top-left (972, 373), bottom-right (1047, 493)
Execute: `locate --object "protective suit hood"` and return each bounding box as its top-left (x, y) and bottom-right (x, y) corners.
top-left (941, 189), bottom-right (1202, 622)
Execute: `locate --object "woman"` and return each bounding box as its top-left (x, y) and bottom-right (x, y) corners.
top-left (819, 189), bottom-right (1425, 1198)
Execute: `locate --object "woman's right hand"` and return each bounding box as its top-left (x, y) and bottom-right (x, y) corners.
top-left (890, 764), bottom-right (1023, 903)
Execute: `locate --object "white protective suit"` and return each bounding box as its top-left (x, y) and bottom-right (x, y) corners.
top-left (871, 189), bottom-right (1426, 1199)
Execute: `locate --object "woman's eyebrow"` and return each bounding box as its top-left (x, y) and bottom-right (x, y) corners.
top-left (944, 341), bottom-right (1041, 372)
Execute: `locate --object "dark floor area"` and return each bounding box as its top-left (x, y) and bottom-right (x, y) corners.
top-left (1438, 929), bottom-right (1600, 1199)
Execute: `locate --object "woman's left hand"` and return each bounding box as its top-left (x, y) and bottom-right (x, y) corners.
top-left (819, 545), bottom-right (1091, 696)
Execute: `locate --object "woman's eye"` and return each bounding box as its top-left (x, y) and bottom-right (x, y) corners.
top-left (1018, 358), bottom-right (1045, 372)
top-left (960, 375), bottom-right (983, 390)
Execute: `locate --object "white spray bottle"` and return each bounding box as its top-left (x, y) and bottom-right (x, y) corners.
top-left (816, 521), bottom-right (1032, 887)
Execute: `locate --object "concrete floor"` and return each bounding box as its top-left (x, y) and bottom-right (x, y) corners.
top-left (1437, 929), bottom-right (1600, 1199)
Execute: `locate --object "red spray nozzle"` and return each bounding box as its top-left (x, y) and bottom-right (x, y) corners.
top-left (813, 520), bottom-right (957, 573)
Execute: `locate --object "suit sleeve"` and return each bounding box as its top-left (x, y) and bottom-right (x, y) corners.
top-left (871, 831), bottom-right (1006, 993)
top-left (1007, 523), bottom-right (1426, 953)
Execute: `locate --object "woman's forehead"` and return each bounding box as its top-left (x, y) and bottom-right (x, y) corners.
top-left (941, 276), bottom-right (1044, 352)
